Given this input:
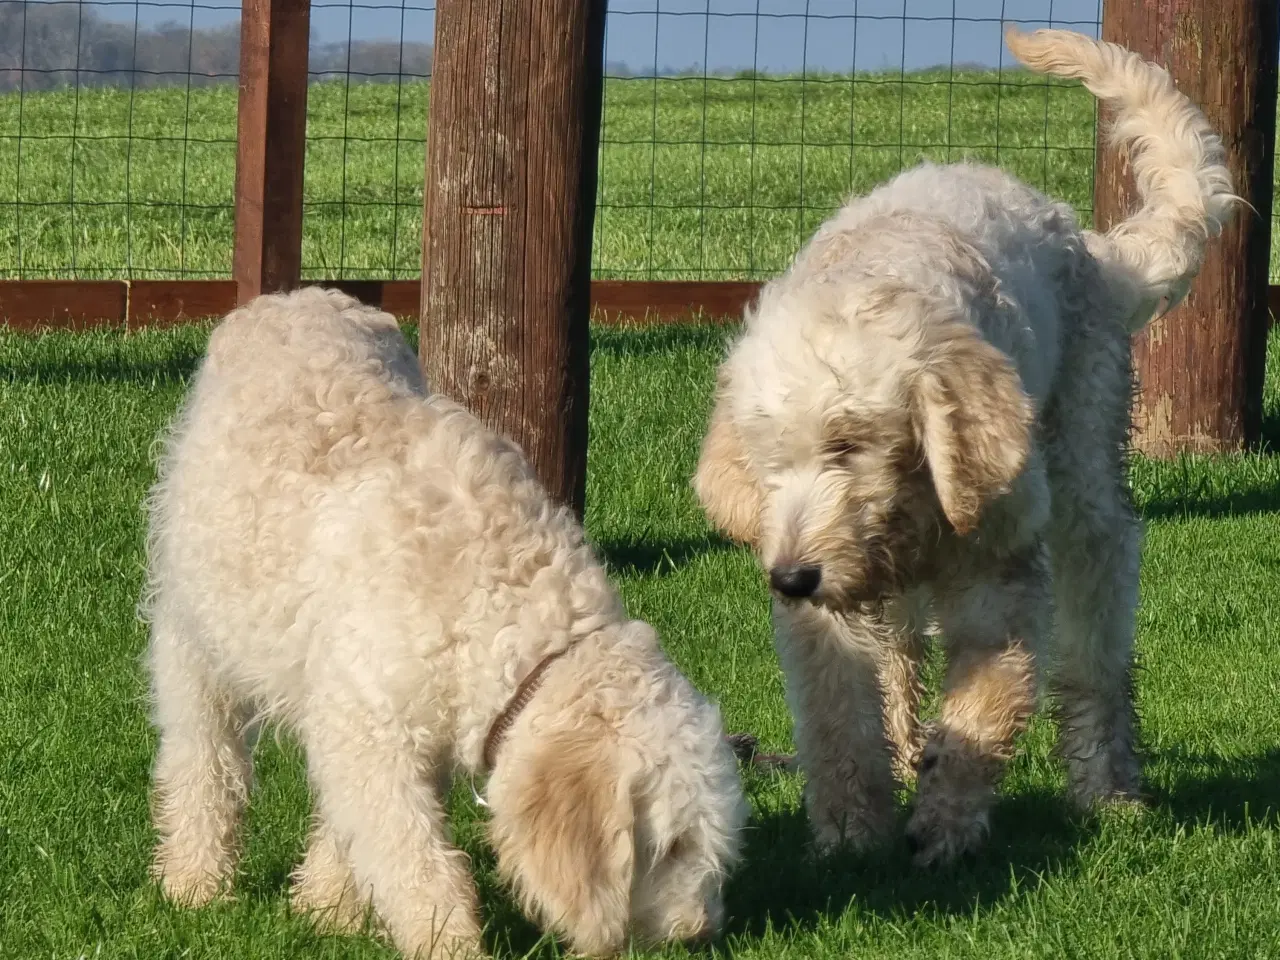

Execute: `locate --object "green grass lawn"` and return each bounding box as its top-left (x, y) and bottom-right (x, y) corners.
top-left (3, 321), bottom-right (1280, 958)
top-left (2, 72), bottom-right (1279, 282)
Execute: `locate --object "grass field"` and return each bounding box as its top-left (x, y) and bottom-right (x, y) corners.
top-left (3, 321), bottom-right (1280, 959)
top-left (2, 72), bottom-right (1279, 282)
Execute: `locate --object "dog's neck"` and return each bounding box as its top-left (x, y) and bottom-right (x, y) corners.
top-left (482, 643), bottom-right (578, 770)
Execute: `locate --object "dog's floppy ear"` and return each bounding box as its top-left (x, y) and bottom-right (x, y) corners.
top-left (913, 321), bottom-right (1032, 536)
top-left (488, 726), bottom-right (638, 956)
top-left (694, 369), bottom-right (763, 546)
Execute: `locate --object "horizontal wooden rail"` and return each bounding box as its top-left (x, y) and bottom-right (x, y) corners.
top-left (0, 279), bottom-right (1276, 332)
top-left (0, 279), bottom-right (761, 331)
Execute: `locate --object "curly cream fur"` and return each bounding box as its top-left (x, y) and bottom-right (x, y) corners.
top-left (1005, 27), bottom-right (1237, 329)
top-left (695, 28), bottom-right (1235, 865)
top-left (143, 287), bottom-right (746, 958)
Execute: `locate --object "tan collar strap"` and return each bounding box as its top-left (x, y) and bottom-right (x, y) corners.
top-left (482, 645), bottom-right (575, 771)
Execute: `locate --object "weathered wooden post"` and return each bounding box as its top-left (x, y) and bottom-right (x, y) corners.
top-left (419, 0), bottom-right (607, 516)
top-left (1094, 2), bottom-right (1278, 455)
top-left (232, 0), bottom-right (310, 304)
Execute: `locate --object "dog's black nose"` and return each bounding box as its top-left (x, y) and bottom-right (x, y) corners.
top-left (769, 564), bottom-right (822, 598)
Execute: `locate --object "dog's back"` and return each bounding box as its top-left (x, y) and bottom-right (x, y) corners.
top-left (201, 286), bottom-right (427, 418)
top-left (806, 162), bottom-right (1082, 402)
top-left (144, 288), bottom-right (602, 719)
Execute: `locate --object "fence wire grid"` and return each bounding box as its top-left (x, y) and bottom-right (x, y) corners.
top-left (0, 0), bottom-right (1276, 284)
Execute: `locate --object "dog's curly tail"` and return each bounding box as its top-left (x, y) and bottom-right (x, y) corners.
top-left (1005, 26), bottom-right (1239, 331)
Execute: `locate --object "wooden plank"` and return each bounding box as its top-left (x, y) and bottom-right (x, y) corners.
top-left (591, 279), bottom-right (758, 324)
top-left (322, 280), bottom-right (422, 317)
top-left (325, 280), bottom-right (757, 323)
top-left (232, 0), bottom-right (311, 305)
top-left (0, 281), bottom-right (127, 330)
top-left (1096, 2), bottom-right (1279, 455)
top-left (2, 279), bottom-right (1276, 331)
top-left (128, 281), bottom-right (237, 325)
top-left (420, 0), bottom-right (608, 516)
top-left (2, 279), bottom-right (761, 328)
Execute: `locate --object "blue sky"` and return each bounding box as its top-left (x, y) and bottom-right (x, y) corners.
top-left (47, 0), bottom-right (1104, 73)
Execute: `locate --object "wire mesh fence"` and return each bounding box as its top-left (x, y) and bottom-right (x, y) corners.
top-left (301, 0), bottom-right (432, 280)
top-left (0, 0), bottom-right (1277, 284)
top-left (594, 0), bottom-right (1103, 281)
top-left (0, 0), bottom-right (242, 279)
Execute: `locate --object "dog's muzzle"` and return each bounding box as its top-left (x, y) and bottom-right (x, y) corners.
top-left (769, 563), bottom-right (821, 598)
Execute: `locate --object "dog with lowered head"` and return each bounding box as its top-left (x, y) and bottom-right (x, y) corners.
top-left (695, 27), bottom-right (1236, 865)
top-left (143, 287), bottom-right (747, 958)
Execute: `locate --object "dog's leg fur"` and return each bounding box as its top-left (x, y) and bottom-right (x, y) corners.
top-left (302, 710), bottom-right (482, 958)
top-left (907, 543), bottom-right (1049, 865)
top-left (1049, 517), bottom-right (1142, 808)
top-left (291, 817), bottom-right (371, 934)
top-left (149, 616), bottom-right (252, 904)
top-left (1042, 305), bottom-right (1144, 808)
top-left (1046, 430), bottom-right (1142, 805)
top-left (879, 603), bottom-right (928, 785)
top-left (774, 601), bottom-right (895, 851)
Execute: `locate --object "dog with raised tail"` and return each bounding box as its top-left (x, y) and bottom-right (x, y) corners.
top-left (143, 287), bottom-right (747, 958)
top-left (694, 26), bottom-right (1236, 866)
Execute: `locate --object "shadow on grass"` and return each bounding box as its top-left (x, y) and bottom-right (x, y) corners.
top-left (725, 783), bottom-right (1089, 936)
top-left (1148, 745), bottom-right (1280, 832)
top-left (1140, 485), bottom-right (1280, 520)
top-left (1263, 413), bottom-right (1280, 453)
top-left (1, 322), bottom-right (212, 385)
top-left (0, 351), bottom-right (202, 386)
top-left (590, 322), bottom-right (736, 359)
top-left (1134, 441), bottom-right (1280, 521)
top-left (597, 533), bottom-right (742, 577)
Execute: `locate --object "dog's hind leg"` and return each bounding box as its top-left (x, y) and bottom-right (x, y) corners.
top-left (774, 601), bottom-right (896, 852)
top-left (148, 614), bottom-right (252, 905)
top-left (906, 542), bottom-right (1049, 866)
top-left (1043, 336), bottom-right (1144, 810)
top-left (301, 708), bottom-right (482, 959)
top-left (1048, 490), bottom-right (1143, 809)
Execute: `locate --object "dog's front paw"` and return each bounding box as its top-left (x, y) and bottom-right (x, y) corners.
top-left (807, 789), bottom-right (895, 854)
top-left (803, 754), bottom-right (896, 854)
top-left (905, 744), bottom-right (998, 867)
top-left (904, 800), bottom-right (989, 867)
top-left (1064, 751), bottom-right (1144, 812)
top-left (891, 740), bottom-right (924, 788)
top-left (152, 854), bottom-right (230, 907)
top-left (291, 871), bottom-right (369, 935)
top-left (406, 925), bottom-right (486, 960)
top-left (290, 826), bottom-right (372, 935)
top-left (812, 817), bottom-right (889, 854)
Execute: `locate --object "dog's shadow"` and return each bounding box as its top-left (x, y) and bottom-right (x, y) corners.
top-left (1140, 484), bottom-right (1280, 520)
top-left (725, 743), bottom-right (1280, 937)
top-left (1134, 426), bottom-right (1280, 520)
top-left (596, 533), bottom-right (741, 577)
top-left (1147, 745), bottom-right (1280, 832)
top-left (724, 777), bottom-right (1088, 937)
top-left (0, 348), bottom-right (202, 386)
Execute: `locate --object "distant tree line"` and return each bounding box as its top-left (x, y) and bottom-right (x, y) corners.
top-left (0, 1), bottom-right (433, 92)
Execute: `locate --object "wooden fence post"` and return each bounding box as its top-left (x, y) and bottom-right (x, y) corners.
top-left (1094, 2), bottom-right (1279, 455)
top-left (233, 0), bottom-right (311, 305)
top-left (419, 0), bottom-right (607, 517)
